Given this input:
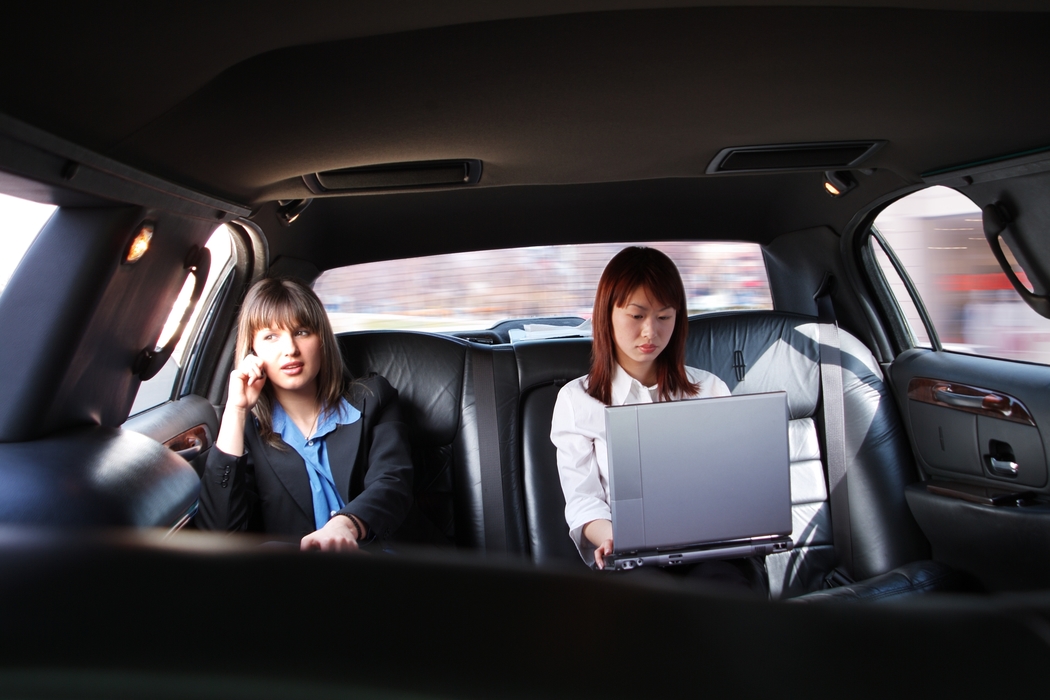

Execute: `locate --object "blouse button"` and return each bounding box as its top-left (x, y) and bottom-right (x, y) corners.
top-left (307, 440), bottom-right (314, 446)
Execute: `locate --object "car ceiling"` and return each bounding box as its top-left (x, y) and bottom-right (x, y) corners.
top-left (3, 1), bottom-right (1050, 267)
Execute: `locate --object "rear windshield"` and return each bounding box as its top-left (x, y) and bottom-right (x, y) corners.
top-left (314, 242), bottom-right (771, 334)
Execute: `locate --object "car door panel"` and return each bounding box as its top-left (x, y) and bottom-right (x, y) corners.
top-left (890, 349), bottom-right (1050, 488)
top-left (905, 485), bottom-right (1050, 592)
top-left (888, 347), bottom-right (1050, 590)
top-left (904, 376), bottom-right (1046, 487)
top-left (124, 394), bottom-right (219, 479)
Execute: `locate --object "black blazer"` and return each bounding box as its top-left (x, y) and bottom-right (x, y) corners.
top-left (198, 375), bottom-right (413, 541)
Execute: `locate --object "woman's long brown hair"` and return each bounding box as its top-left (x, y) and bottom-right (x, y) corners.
top-left (587, 247), bottom-right (698, 405)
top-left (234, 277), bottom-right (348, 449)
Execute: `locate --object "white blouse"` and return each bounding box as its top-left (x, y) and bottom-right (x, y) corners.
top-left (550, 363), bottom-right (731, 564)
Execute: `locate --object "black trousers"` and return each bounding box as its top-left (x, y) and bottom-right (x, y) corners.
top-left (618, 557), bottom-right (769, 599)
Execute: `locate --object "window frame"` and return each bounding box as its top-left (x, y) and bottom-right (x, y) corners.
top-left (128, 225), bottom-right (239, 416)
top-left (865, 226), bottom-right (943, 353)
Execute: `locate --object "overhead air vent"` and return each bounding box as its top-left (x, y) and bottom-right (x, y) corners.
top-left (707, 141), bottom-right (884, 174)
top-left (304, 159), bottom-right (482, 193)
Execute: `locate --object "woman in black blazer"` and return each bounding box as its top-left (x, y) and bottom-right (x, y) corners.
top-left (198, 278), bottom-right (412, 550)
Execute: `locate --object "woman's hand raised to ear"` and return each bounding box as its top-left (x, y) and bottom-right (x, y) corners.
top-left (215, 354), bottom-right (267, 456)
top-left (228, 354), bottom-right (267, 411)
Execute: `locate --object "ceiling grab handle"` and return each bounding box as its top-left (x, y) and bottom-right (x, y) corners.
top-left (982, 202), bottom-right (1050, 319)
top-left (134, 245), bottom-right (212, 381)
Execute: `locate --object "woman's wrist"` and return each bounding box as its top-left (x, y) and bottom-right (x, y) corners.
top-left (335, 512), bottom-right (368, 542)
top-left (223, 405), bottom-right (251, 420)
top-left (215, 405), bottom-right (250, 456)
top-left (582, 518), bottom-right (613, 547)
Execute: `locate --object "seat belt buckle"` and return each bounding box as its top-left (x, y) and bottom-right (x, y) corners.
top-left (822, 568), bottom-right (855, 589)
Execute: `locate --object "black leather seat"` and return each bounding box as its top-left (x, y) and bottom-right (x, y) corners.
top-left (515, 337), bottom-right (592, 568)
top-left (685, 311), bottom-right (935, 598)
top-left (338, 331), bottom-right (528, 553)
top-left (339, 315), bottom-right (962, 601)
top-left (513, 311), bottom-right (957, 599)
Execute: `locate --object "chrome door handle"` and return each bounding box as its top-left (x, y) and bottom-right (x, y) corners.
top-left (988, 457), bottom-right (1019, 478)
top-left (934, 385), bottom-right (1012, 417)
top-left (934, 387), bottom-right (985, 409)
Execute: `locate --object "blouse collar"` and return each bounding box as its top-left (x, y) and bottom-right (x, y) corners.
top-left (610, 363), bottom-right (659, 406)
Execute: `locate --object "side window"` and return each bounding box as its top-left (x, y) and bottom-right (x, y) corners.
top-left (871, 186), bottom-right (1050, 365)
top-left (0, 193), bottom-right (56, 295)
top-left (130, 225), bottom-right (234, 414)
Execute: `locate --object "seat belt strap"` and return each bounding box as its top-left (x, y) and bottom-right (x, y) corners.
top-left (471, 348), bottom-right (507, 553)
top-left (814, 273), bottom-right (853, 580)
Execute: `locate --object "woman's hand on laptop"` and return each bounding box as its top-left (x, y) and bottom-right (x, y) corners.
top-left (583, 519), bottom-right (614, 570)
top-left (594, 540), bottom-right (614, 569)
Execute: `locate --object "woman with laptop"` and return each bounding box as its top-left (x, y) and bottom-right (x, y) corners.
top-left (550, 247), bottom-right (766, 594)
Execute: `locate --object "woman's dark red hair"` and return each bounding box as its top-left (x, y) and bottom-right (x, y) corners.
top-left (587, 247), bottom-right (698, 405)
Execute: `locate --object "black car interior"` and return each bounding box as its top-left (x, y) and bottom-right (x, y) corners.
top-left (3, 2), bottom-right (1050, 696)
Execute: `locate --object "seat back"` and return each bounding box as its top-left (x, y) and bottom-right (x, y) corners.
top-left (339, 331), bottom-right (529, 554)
top-left (515, 338), bottom-right (592, 568)
top-left (686, 311), bottom-right (929, 596)
top-left (338, 331), bottom-right (471, 547)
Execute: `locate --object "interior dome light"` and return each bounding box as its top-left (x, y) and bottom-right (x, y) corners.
top-left (125, 222), bottom-right (154, 264)
top-left (823, 170), bottom-right (857, 197)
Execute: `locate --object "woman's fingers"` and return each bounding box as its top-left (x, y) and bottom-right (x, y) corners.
top-left (594, 539), bottom-right (614, 570)
top-left (300, 516), bottom-right (361, 553)
top-left (238, 354), bottom-right (266, 385)
top-left (228, 355), bottom-right (266, 409)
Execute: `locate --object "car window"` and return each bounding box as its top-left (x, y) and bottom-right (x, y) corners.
top-left (314, 241), bottom-right (772, 334)
top-left (130, 225), bottom-right (234, 414)
top-left (0, 192), bottom-right (56, 295)
top-left (871, 186), bottom-right (1050, 364)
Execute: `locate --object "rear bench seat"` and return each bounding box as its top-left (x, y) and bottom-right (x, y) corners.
top-left (513, 311), bottom-right (947, 598)
top-left (339, 312), bottom-right (956, 599)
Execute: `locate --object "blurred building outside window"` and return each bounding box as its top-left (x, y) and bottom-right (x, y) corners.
top-left (314, 241), bottom-right (773, 334)
top-left (873, 186), bottom-right (1050, 365)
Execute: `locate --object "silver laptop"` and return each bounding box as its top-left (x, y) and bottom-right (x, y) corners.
top-left (603, 391), bottom-right (792, 570)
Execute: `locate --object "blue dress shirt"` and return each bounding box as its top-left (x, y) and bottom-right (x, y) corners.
top-left (272, 398), bottom-right (362, 531)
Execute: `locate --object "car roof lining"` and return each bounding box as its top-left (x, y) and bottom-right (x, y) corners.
top-left (7, 2), bottom-right (1048, 163)
top-left (4, 5), bottom-right (1050, 209)
top-left (3, 3), bottom-right (1050, 280)
top-left (254, 168), bottom-right (910, 270)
